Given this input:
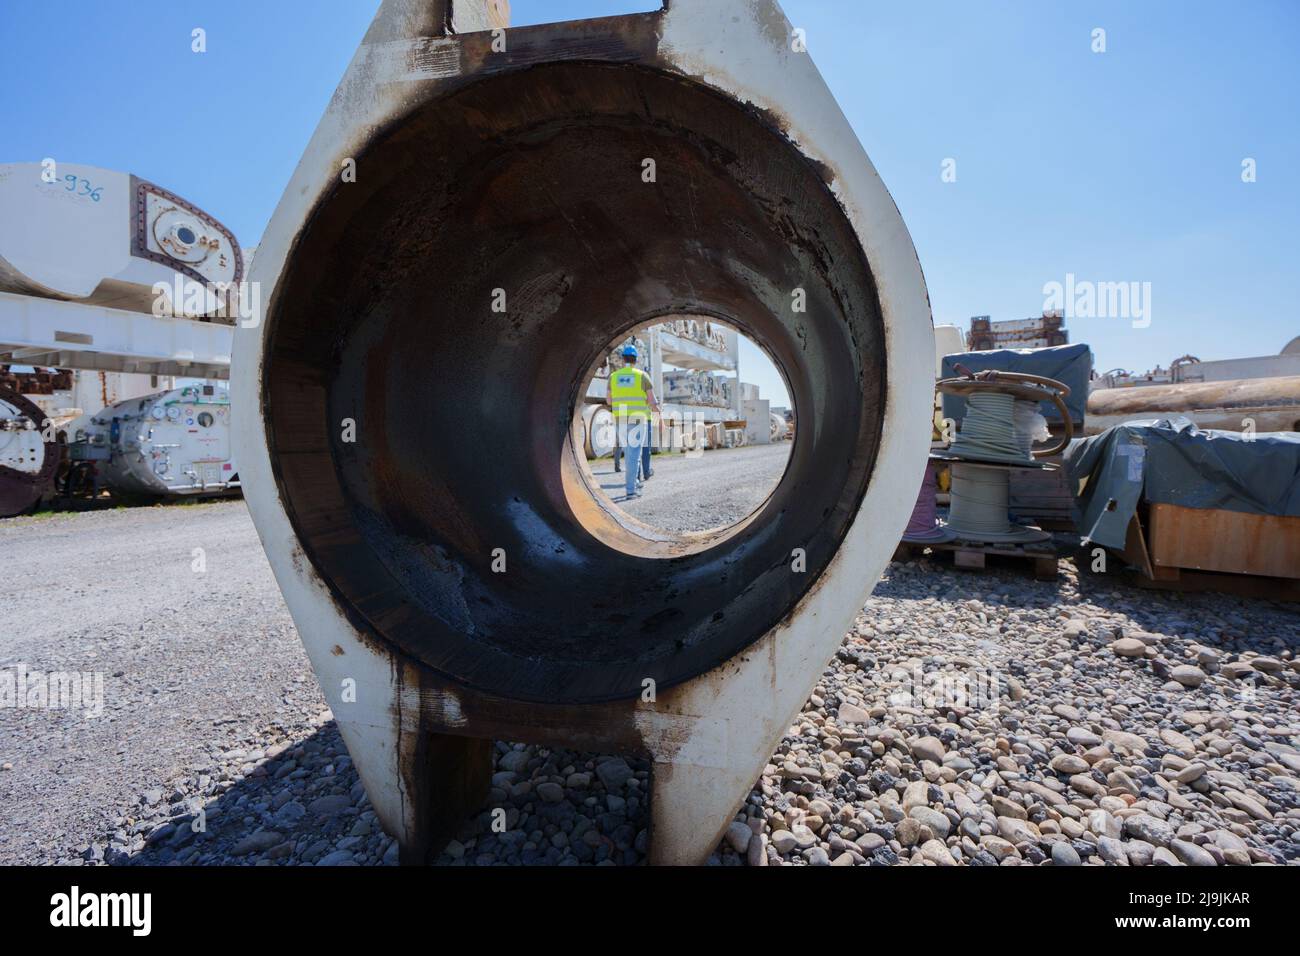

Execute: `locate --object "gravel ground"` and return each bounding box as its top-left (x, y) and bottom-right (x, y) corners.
top-left (589, 441), bottom-right (791, 533)
top-left (2, 492), bottom-right (1297, 866)
top-left (0, 501), bottom-right (314, 865)
top-left (736, 559), bottom-right (1300, 867)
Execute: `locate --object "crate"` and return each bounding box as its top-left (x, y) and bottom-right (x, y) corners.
top-left (1118, 503), bottom-right (1300, 600)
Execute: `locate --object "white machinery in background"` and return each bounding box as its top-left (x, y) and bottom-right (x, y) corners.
top-left (1094, 342), bottom-right (1300, 390)
top-left (0, 161), bottom-right (239, 382)
top-left (69, 383), bottom-right (238, 498)
top-left (0, 366), bottom-right (177, 515)
top-left (769, 410), bottom-right (789, 442)
top-left (0, 161), bottom-right (242, 513)
top-left (0, 162), bottom-right (241, 316)
top-left (934, 325), bottom-right (966, 376)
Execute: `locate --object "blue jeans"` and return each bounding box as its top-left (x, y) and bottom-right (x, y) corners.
top-left (623, 420), bottom-right (648, 497)
top-left (614, 439), bottom-right (653, 478)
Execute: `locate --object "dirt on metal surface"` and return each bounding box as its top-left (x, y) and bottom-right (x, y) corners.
top-left (263, 55), bottom-right (887, 705)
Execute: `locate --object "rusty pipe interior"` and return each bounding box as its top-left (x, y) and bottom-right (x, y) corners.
top-left (263, 61), bottom-right (887, 704)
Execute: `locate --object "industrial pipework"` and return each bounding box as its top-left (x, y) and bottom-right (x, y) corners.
top-left (233, 0), bottom-right (933, 864)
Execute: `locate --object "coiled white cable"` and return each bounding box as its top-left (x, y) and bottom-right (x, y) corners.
top-left (949, 392), bottom-right (1030, 464)
top-left (943, 389), bottom-right (1052, 543)
top-left (949, 463), bottom-right (1014, 536)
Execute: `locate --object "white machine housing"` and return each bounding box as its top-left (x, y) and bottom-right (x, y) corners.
top-left (81, 383), bottom-right (238, 496)
top-left (0, 162), bottom-right (242, 318)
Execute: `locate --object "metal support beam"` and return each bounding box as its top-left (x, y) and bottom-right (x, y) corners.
top-left (0, 291), bottom-right (233, 379)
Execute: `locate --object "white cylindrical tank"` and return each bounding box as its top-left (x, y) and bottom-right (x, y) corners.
top-left (88, 383), bottom-right (238, 497)
top-left (769, 411), bottom-right (788, 441)
top-left (581, 403), bottom-right (615, 458)
top-left (934, 325), bottom-right (966, 377)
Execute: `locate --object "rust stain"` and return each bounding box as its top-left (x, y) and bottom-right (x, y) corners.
top-left (248, 0), bottom-right (915, 867)
top-left (259, 9), bottom-right (885, 716)
top-left (1089, 376), bottom-right (1300, 416)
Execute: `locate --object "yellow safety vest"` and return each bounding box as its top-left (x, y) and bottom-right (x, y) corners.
top-left (609, 366), bottom-right (652, 422)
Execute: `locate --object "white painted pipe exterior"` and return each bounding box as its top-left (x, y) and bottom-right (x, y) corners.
top-left (232, 0), bottom-right (932, 865)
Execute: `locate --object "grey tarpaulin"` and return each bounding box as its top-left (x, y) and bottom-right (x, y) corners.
top-left (1064, 417), bottom-right (1300, 548)
top-left (941, 342), bottom-right (1093, 424)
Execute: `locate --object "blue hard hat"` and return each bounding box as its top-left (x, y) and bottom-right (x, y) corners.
top-left (621, 344), bottom-right (638, 359)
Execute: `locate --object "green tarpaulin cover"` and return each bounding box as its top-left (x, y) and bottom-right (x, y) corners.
top-left (1065, 418), bottom-right (1300, 548)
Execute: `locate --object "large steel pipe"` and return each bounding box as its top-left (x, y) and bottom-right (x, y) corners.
top-left (234, 0), bottom-right (933, 864)
top-left (1087, 377), bottom-right (1300, 435)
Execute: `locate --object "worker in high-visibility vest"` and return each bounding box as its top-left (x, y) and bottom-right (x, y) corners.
top-left (608, 344), bottom-right (661, 500)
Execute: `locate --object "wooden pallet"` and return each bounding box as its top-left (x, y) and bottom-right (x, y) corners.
top-left (894, 538), bottom-right (1060, 580)
top-left (1124, 565), bottom-right (1300, 601)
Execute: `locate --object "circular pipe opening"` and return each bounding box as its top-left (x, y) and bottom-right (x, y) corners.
top-left (263, 62), bottom-right (887, 703)
top-left (566, 316), bottom-right (796, 557)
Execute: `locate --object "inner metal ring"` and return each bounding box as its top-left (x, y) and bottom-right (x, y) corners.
top-left (263, 61), bottom-right (887, 704)
top-left (567, 313), bottom-right (797, 554)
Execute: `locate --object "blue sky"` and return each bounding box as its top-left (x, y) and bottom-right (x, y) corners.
top-left (3, 1), bottom-right (1297, 408)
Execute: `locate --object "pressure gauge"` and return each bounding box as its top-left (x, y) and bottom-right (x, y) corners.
top-left (166, 406), bottom-right (181, 421)
top-left (151, 406), bottom-right (165, 420)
